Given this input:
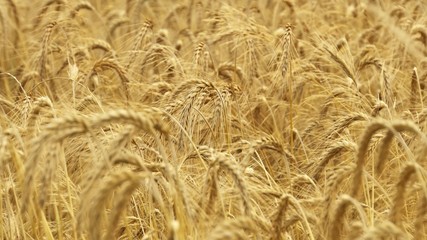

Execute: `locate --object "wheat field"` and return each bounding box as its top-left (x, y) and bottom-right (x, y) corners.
top-left (1, 0), bottom-right (427, 239)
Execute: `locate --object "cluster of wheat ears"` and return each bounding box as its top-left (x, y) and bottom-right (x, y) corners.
top-left (1, 0), bottom-right (427, 239)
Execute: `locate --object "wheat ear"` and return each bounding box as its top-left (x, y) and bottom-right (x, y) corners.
top-left (126, 19), bottom-right (153, 71)
top-left (329, 194), bottom-right (368, 240)
top-left (39, 21), bottom-right (57, 99)
top-left (207, 217), bottom-right (256, 240)
top-left (389, 163), bottom-right (417, 227)
top-left (198, 146), bottom-right (252, 216)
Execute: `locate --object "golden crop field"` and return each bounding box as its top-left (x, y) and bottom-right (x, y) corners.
top-left (1, 0), bottom-right (427, 239)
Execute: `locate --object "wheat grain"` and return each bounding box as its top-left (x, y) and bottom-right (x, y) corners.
top-left (69, 2), bottom-right (94, 19)
top-left (126, 19), bottom-right (153, 71)
top-left (217, 62), bottom-right (245, 83)
top-left (86, 39), bottom-right (116, 57)
top-left (356, 220), bottom-right (408, 240)
top-left (410, 67), bottom-right (423, 112)
top-left (389, 163), bottom-right (417, 227)
top-left (5, 0), bottom-right (19, 28)
top-left (207, 216), bottom-right (256, 240)
top-left (311, 140), bottom-right (357, 181)
top-left (32, 0), bottom-right (64, 30)
top-left (198, 145), bottom-right (252, 216)
top-left (271, 194), bottom-right (290, 240)
top-left (200, 163), bottom-right (220, 216)
top-left (352, 120), bottom-right (389, 197)
top-left (376, 120), bottom-right (426, 173)
top-left (415, 194), bottom-right (427, 239)
top-left (81, 170), bottom-right (150, 240)
top-left (4, 1), bottom-right (427, 239)
top-left (0, 96), bottom-right (15, 113)
top-left (411, 24), bottom-right (427, 48)
top-left (109, 16), bottom-right (130, 39)
top-left (329, 194), bottom-right (367, 240)
top-left (39, 21), bottom-right (57, 99)
top-left (90, 58), bottom-right (131, 100)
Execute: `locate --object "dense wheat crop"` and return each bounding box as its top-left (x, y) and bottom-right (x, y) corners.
top-left (1, 0), bottom-right (427, 239)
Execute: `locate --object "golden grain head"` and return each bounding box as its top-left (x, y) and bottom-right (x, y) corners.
top-left (2, 0), bottom-right (427, 239)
